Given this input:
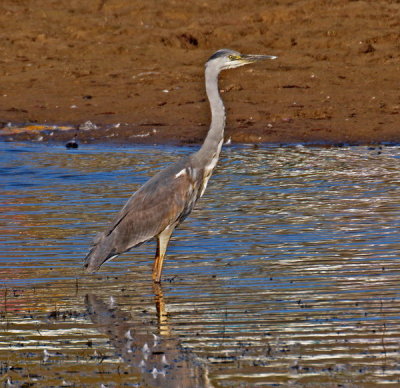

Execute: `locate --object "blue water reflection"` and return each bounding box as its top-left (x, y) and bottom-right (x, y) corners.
top-left (1, 141), bottom-right (400, 386)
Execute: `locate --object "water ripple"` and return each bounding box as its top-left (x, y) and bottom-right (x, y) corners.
top-left (1, 142), bottom-right (400, 386)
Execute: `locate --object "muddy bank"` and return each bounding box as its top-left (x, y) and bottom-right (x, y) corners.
top-left (0, 0), bottom-right (399, 145)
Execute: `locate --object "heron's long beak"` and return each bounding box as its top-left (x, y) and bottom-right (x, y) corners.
top-left (241, 54), bottom-right (277, 63)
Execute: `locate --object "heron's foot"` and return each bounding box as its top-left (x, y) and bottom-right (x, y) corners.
top-left (152, 269), bottom-right (162, 283)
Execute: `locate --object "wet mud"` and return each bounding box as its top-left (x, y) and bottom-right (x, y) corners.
top-left (0, 0), bottom-right (399, 145)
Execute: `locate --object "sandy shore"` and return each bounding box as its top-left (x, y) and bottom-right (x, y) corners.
top-left (0, 0), bottom-right (399, 145)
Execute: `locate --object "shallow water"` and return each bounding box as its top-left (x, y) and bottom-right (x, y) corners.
top-left (1, 142), bottom-right (400, 387)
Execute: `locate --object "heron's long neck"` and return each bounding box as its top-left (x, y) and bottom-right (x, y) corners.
top-left (197, 65), bottom-right (225, 162)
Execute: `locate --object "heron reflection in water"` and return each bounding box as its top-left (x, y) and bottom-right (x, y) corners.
top-left (84, 49), bottom-right (277, 282)
top-left (85, 285), bottom-right (213, 387)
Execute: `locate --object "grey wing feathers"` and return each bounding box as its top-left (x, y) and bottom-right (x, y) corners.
top-left (99, 156), bottom-right (200, 253)
top-left (83, 155), bottom-right (204, 273)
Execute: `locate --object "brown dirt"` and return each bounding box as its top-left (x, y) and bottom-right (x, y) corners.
top-left (0, 0), bottom-right (399, 145)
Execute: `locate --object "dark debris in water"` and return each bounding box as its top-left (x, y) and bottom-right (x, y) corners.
top-left (65, 138), bottom-right (79, 149)
top-left (47, 309), bottom-right (85, 320)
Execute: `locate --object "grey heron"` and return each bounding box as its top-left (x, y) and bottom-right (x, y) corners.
top-left (83, 48), bottom-right (277, 282)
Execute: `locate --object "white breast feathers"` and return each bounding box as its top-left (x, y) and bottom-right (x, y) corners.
top-left (175, 169), bottom-right (187, 178)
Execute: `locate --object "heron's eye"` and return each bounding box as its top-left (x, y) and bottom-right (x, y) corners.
top-left (228, 54), bottom-right (239, 61)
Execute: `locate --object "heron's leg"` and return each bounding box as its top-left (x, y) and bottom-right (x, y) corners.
top-left (152, 226), bottom-right (174, 283)
top-left (152, 283), bottom-right (171, 336)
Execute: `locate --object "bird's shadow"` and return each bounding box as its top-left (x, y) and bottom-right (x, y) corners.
top-left (85, 284), bottom-right (213, 387)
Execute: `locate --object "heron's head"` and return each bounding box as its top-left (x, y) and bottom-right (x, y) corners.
top-left (206, 48), bottom-right (277, 72)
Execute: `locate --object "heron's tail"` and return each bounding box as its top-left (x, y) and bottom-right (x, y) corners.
top-left (83, 232), bottom-right (118, 273)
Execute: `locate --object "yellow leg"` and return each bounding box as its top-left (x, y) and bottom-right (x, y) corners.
top-left (152, 226), bottom-right (174, 283)
top-left (152, 283), bottom-right (171, 336)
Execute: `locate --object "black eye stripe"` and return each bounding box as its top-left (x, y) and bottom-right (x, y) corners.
top-left (207, 50), bottom-right (241, 62)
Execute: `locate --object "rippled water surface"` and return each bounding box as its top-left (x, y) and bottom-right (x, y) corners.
top-left (1, 142), bottom-right (400, 387)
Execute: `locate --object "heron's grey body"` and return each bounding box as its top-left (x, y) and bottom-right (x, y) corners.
top-left (83, 49), bottom-right (276, 281)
